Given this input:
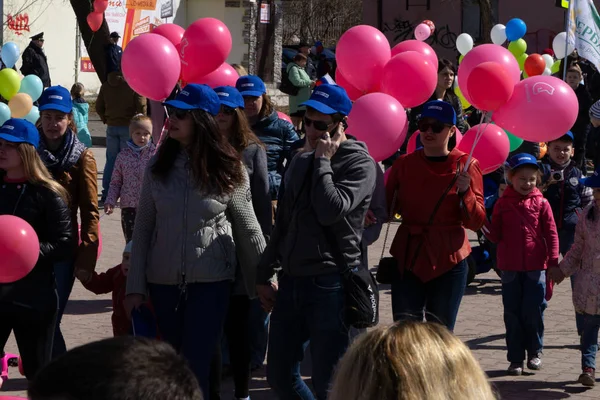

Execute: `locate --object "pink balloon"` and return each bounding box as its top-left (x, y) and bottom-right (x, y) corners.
top-left (191, 63), bottom-right (239, 88)
top-left (457, 44), bottom-right (520, 105)
top-left (78, 223), bottom-right (103, 260)
top-left (346, 93), bottom-right (407, 162)
top-left (277, 111), bottom-right (292, 123)
top-left (414, 23), bottom-right (431, 41)
top-left (466, 62), bottom-right (514, 111)
top-left (457, 124), bottom-right (510, 175)
top-left (336, 68), bottom-right (363, 101)
top-left (336, 25), bottom-right (391, 92)
top-left (391, 40), bottom-right (438, 68)
top-left (492, 76), bottom-right (579, 142)
top-left (87, 12), bottom-right (103, 32)
top-left (0, 215), bottom-right (40, 283)
top-left (381, 52), bottom-right (438, 108)
top-left (152, 23), bottom-right (185, 49)
top-left (93, 0), bottom-right (108, 13)
top-left (122, 33), bottom-right (181, 101)
top-left (180, 18), bottom-right (232, 82)
top-left (407, 129), bottom-right (463, 154)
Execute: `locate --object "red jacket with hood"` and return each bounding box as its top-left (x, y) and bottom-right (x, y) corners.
top-left (483, 186), bottom-right (559, 271)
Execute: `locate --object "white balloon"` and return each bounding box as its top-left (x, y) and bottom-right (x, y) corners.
top-left (542, 68), bottom-right (552, 76)
top-left (553, 32), bottom-right (575, 60)
top-left (456, 33), bottom-right (474, 56)
top-left (542, 54), bottom-right (554, 69)
top-left (491, 24), bottom-right (507, 45)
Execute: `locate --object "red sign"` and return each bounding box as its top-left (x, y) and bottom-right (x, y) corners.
top-left (80, 58), bottom-right (96, 73)
top-left (7, 13), bottom-right (30, 36)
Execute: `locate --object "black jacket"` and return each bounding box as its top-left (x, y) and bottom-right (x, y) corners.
top-left (20, 42), bottom-right (51, 87)
top-left (105, 43), bottom-right (123, 75)
top-left (0, 179), bottom-right (72, 310)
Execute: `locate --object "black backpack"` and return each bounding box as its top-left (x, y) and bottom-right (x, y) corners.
top-left (279, 66), bottom-right (300, 96)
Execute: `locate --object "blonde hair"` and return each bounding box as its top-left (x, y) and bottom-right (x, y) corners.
top-left (129, 114), bottom-right (152, 134)
top-left (231, 64), bottom-right (248, 77)
top-left (17, 143), bottom-right (69, 203)
top-left (329, 322), bottom-right (497, 400)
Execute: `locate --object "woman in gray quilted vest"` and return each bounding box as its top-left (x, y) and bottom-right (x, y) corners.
top-left (124, 84), bottom-right (266, 399)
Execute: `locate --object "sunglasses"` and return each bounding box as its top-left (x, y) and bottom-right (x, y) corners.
top-left (304, 116), bottom-right (334, 131)
top-left (219, 106), bottom-right (236, 116)
top-left (417, 120), bottom-right (451, 134)
top-left (167, 107), bottom-right (192, 120)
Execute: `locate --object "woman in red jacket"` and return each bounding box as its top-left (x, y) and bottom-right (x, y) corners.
top-left (385, 100), bottom-right (486, 332)
top-left (482, 153), bottom-right (559, 376)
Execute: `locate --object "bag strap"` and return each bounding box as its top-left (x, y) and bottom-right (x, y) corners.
top-left (378, 188), bottom-right (397, 261)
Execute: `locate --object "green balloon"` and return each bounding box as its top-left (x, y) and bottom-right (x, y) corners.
top-left (505, 130), bottom-right (524, 152)
top-left (517, 53), bottom-right (528, 71)
top-left (459, 54), bottom-right (465, 64)
top-left (551, 59), bottom-right (561, 74)
top-left (508, 39), bottom-right (527, 57)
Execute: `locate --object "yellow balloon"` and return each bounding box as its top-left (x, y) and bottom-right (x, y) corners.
top-left (9, 93), bottom-right (33, 118)
top-left (455, 85), bottom-right (471, 110)
top-left (0, 69), bottom-right (21, 100)
top-left (551, 60), bottom-right (561, 74)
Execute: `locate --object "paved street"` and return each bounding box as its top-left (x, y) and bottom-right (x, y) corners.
top-left (1, 126), bottom-right (598, 398)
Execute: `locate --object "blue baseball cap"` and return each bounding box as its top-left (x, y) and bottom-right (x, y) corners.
top-left (580, 168), bottom-right (600, 188)
top-left (236, 75), bottom-right (266, 97)
top-left (0, 118), bottom-right (40, 148)
top-left (38, 86), bottom-right (72, 113)
top-left (163, 84), bottom-right (220, 116)
top-left (550, 131), bottom-right (574, 142)
top-left (214, 86), bottom-right (244, 109)
top-left (506, 153), bottom-right (539, 170)
top-left (300, 84), bottom-right (352, 116)
top-left (419, 100), bottom-right (457, 126)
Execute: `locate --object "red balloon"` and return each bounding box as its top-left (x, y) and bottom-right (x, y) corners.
top-left (466, 62), bottom-right (514, 111)
top-left (524, 53), bottom-right (546, 77)
top-left (190, 63), bottom-right (239, 88)
top-left (180, 18), bottom-right (232, 82)
top-left (152, 23), bottom-right (185, 49)
top-left (457, 124), bottom-right (510, 175)
top-left (381, 51), bottom-right (438, 108)
top-left (277, 111), bottom-right (292, 123)
top-left (0, 215), bottom-right (40, 283)
top-left (391, 40), bottom-right (438, 69)
top-left (336, 68), bottom-right (363, 101)
top-left (86, 12), bottom-right (103, 32)
top-left (93, 0), bottom-right (108, 13)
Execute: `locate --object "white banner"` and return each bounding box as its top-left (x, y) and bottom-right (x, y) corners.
top-left (568, 0), bottom-right (600, 71)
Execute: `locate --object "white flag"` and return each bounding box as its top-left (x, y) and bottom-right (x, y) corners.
top-left (568, 0), bottom-right (600, 71)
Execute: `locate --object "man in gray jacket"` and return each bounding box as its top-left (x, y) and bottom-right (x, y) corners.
top-left (256, 84), bottom-right (376, 400)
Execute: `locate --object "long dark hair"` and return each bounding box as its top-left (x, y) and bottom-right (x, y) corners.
top-left (229, 109), bottom-right (264, 153)
top-left (152, 110), bottom-right (244, 195)
top-left (438, 59), bottom-right (459, 102)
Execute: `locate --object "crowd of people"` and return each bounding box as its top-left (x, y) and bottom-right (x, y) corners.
top-left (3, 31), bottom-right (600, 400)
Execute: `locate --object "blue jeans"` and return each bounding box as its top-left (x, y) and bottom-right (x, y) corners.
top-left (101, 125), bottom-right (130, 200)
top-left (581, 313), bottom-right (600, 369)
top-left (149, 281), bottom-right (230, 399)
top-left (52, 259), bottom-right (75, 358)
top-left (249, 297), bottom-right (269, 367)
top-left (560, 228), bottom-right (584, 335)
top-left (267, 273), bottom-right (349, 400)
top-left (391, 259), bottom-right (468, 332)
top-left (501, 270), bottom-right (547, 363)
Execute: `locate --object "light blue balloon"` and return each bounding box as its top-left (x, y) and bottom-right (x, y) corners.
top-left (24, 105), bottom-right (40, 125)
top-left (19, 75), bottom-right (43, 102)
top-left (1, 42), bottom-right (20, 69)
top-left (0, 103), bottom-right (10, 125)
top-left (505, 18), bottom-right (527, 42)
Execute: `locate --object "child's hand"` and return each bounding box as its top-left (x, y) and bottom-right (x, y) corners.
top-left (104, 204), bottom-right (114, 215)
top-left (547, 266), bottom-right (565, 284)
top-left (75, 269), bottom-right (92, 284)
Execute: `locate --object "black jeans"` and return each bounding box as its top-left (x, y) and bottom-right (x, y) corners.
top-left (210, 295), bottom-right (251, 400)
top-left (121, 207), bottom-right (136, 242)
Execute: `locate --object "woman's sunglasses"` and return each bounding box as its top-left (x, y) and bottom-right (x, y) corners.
top-left (304, 116), bottom-right (333, 131)
top-left (166, 107), bottom-right (191, 120)
top-left (219, 106), bottom-right (236, 116)
top-left (417, 120), bottom-right (451, 134)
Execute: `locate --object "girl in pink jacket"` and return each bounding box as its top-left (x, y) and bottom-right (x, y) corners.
top-left (549, 169), bottom-right (600, 387)
top-left (482, 153), bottom-right (559, 377)
top-left (104, 115), bottom-right (156, 241)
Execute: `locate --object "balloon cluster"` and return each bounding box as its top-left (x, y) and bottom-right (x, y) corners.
top-left (121, 19), bottom-right (238, 101)
top-left (0, 43), bottom-right (43, 125)
top-left (87, 0), bottom-right (108, 32)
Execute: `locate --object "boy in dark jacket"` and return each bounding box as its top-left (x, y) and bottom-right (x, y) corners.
top-left (540, 131), bottom-right (593, 335)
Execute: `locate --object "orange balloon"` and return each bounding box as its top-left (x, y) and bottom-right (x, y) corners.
top-left (539, 142), bottom-right (547, 159)
top-left (9, 93), bottom-right (33, 118)
top-left (524, 54), bottom-right (546, 77)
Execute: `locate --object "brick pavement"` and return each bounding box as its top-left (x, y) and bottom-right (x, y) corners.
top-left (2, 141), bottom-right (597, 399)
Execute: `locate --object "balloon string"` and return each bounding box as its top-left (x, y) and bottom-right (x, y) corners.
top-left (464, 111), bottom-right (488, 172)
top-left (155, 106), bottom-right (170, 151)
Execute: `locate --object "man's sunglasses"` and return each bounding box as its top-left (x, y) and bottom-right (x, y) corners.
top-left (304, 116), bottom-right (334, 131)
top-left (417, 120), bottom-right (451, 134)
top-left (219, 106), bottom-right (236, 115)
top-left (167, 107), bottom-right (192, 120)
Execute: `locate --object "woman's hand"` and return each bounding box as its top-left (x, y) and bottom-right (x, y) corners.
top-left (547, 266), bottom-right (565, 285)
top-left (457, 171), bottom-right (471, 194)
top-left (104, 204), bottom-right (114, 215)
top-left (256, 282), bottom-right (278, 312)
top-left (124, 294), bottom-right (145, 319)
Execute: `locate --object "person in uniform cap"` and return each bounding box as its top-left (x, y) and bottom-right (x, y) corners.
top-left (105, 31), bottom-right (123, 78)
top-left (20, 32), bottom-right (51, 88)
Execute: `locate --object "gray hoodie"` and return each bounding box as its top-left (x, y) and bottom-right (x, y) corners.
top-left (257, 138), bottom-right (376, 283)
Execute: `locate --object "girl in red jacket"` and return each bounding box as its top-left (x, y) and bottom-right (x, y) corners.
top-left (482, 153), bottom-right (559, 376)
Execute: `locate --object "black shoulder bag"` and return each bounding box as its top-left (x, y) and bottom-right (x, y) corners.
top-left (376, 159), bottom-right (463, 284)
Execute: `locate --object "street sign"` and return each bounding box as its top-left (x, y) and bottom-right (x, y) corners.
top-left (161, 0), bottom-right (173, 18)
